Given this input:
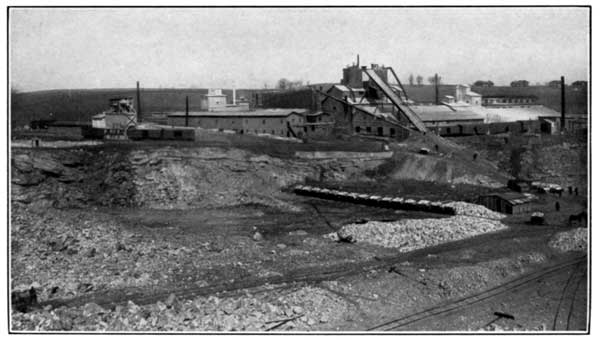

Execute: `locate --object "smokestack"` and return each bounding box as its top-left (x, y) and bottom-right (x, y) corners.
top-left (357, 54), bottom-right (360, 67)
top-left (434, 74), bottom-right (439, 105)
top-left (136, 81), bottom-right (142, 123)
top-left (561, 76), bottom-right (565, 131)
top-left (233, 86), bottom-right (236, 106)
top-left (185, 96), bottom-right (189, 127)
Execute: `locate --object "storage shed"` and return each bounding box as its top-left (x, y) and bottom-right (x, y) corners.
top-left (477, 192), bottom-right (535, 214)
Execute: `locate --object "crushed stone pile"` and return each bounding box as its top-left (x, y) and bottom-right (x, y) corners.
top-left (548, 228), bottom-right (588, 253)
top-left (442, 201), bottom-right (506, 220)
top-left (329, 215), bottom-right (508, 252)
top-left (11, 285), bottom-right (351, 331)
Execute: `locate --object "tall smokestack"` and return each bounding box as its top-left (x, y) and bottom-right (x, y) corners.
top-left (233, 86), bottom-right (236, 106)
top-left (136, 81), bottom-right (142, 123)
top-left (357, 54), bottom-right (360, 67)
top-left (185, 96), bottom-right (189, 127)
top-left (561, 76), bottom-right (565, 131)
top-left (434, 73), bottom-right (439, 105)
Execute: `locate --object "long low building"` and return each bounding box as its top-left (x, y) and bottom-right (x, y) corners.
top-left (167, 108), bottom-right (307, 138)
top-left (408, 105), bottom-right (485, 127)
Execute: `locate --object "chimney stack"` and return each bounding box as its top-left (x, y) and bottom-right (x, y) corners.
top-left (561, 76), bottom-right (565, 131)
top-left (233, 86), bottom-right (236, 106)
top-left (357, 54), bottom-right (360, 67)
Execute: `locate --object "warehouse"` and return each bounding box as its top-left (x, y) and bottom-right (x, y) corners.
top-left (167, 109), bottom-right (307, 137)
top-left (477, 192), bottom-right (535, 214)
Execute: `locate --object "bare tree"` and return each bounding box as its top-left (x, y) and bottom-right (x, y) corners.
top-left (416, 75), bottom-right (423, 87)
top-left (408, 74), bottom-right (414, 86)
top-left (277, 78), bottom-right (290, 90)
top-left (427, 75), bottom-right (442, 85)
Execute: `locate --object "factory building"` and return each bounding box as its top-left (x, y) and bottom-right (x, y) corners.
top-left (167, 109), bottom-right (307, 137)
top-left (482, 95), bottom-right (538, 107)
top-left (409, 105), bottom-right (485, 128)
top-left (201, 88), bottom-right (250, 112)
top-left (90, 97), bottom-right (137, 138)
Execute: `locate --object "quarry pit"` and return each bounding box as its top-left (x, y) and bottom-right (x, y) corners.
top-left (9, 131), bottom-right (588, 332)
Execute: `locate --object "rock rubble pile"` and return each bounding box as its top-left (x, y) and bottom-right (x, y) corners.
top-left (12, 285), bottom-right (350, 331)
top-left (548, 228), bottom-right (587, 253)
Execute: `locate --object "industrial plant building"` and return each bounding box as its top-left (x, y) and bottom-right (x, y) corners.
top-left (167, 109), bottom-right (307, 137)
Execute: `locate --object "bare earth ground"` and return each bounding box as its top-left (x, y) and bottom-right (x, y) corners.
top-left (9, 134), bottom-right (589, 332)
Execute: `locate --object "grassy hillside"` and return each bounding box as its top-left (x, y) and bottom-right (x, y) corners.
top-left (10, 88), bottom-right (263, 126)
top-left (11, 84), bottom-right (588, 127)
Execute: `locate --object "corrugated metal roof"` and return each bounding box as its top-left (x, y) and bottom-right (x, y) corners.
top-left (409, 105), bottom-right (485, 122)
top-left (167, 109), bottom-right (307, 117)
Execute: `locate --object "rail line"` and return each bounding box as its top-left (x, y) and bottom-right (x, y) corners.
top-left (367, 255), bottom-right (586, 331)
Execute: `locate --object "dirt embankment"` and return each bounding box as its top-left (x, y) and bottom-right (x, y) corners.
top-left (11, 146), bottom-right (390, 210)
top-left (451, 135), bottom-right (587, 191)
top-left (365, 151), bottom-right (506, 188)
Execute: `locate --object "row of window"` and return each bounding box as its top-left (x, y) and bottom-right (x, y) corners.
top-left (193, 118), bottom-right (300, 125)
top-left (355, 126), bottom-right (396, 136)
top-left (484, 98), bottom-right (534, 104)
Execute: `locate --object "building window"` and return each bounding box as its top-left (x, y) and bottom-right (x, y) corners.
top-left (304, 126), bottom-right (307, 132)
top-left (390, 128), bottom-right (395, 136)
top-left (355, 126), bottom-right (361, 133)
top-left (174, 131), bottom-right (182, 137)
top-left (311, 125), bottom-right (315, 131)
top-left (262, 119), bottom-right (266, 125)
top-left (272, 130), bottom-right (275, 134)
top-left (366, 126), bottom-right (372, 133)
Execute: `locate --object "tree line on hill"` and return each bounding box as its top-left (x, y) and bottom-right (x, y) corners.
top-left (405, 75), bottom-right (587, 89)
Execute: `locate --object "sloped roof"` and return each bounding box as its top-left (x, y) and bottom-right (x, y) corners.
top-left (409, 105), bottom-right (485, 122)
top-left (482, 192), bottom-right (535, 206)
top-left (482, 105), bottom-right (560, 122)
top-left (167, 108), bottom-right (307, 117)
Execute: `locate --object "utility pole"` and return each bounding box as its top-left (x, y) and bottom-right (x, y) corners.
top-left (185, 96), bottom-right (189, 127)
top-left (434, 73), bottom-right (439, 105)
top-left (136, 81), bottom-right (142, 123)
top-left (561, 76), bottom-right (566, 131)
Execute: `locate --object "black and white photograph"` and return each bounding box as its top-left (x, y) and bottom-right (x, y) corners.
top-left (7, 4), bottom-right (591, 334)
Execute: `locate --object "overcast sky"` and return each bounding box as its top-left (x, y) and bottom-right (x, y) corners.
top-left (10, 7), bottom-right (589, 91)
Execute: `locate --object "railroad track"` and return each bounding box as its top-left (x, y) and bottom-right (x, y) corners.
top-left (367, 255), bottom-right (587, 331)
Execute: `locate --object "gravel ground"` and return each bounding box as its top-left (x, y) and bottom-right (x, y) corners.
top-left (11, 284), bottom-right (351, 332)
top-left (10, 205), bottom-right (258, 302)
top-left (548, 228), bottom-right (588, 253)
